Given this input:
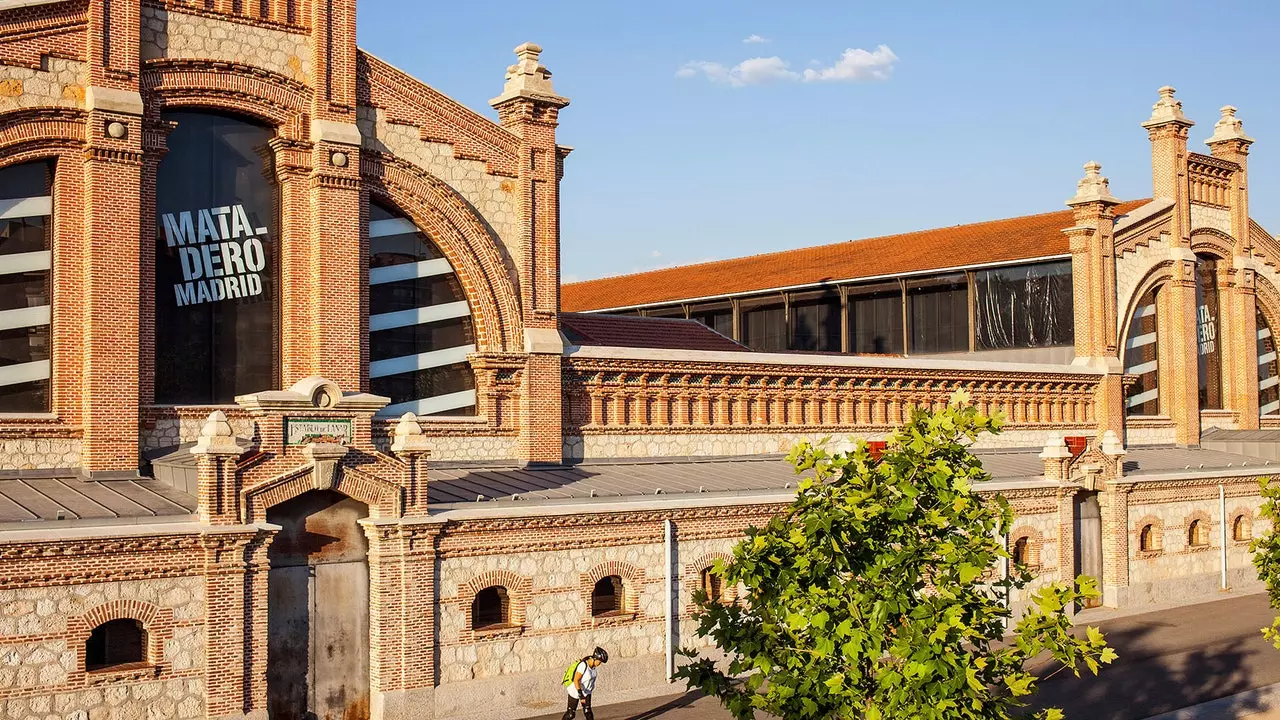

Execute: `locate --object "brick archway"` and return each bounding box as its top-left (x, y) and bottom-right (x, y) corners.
top-left (243, 463), bottom-right (402, 522)
top-left (66, 599), bottom-right (175, 682)
top-left (362, 154), bottom-right (523, 353)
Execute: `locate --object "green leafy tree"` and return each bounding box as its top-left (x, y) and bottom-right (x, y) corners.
top-left (1252, 477), bottom-right (1280, 648)
top-left (676, 393), bottom-right (1114, 719)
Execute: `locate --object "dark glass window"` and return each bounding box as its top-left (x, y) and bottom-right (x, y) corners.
top-left (849, 283), bottom-right (903, 355)
top-left (591, 576), bottom-right (623, 616)
top-left (154, 112), bottom-right (278, 404)
top-left (975, 261), bottom-right (1074, 350)
top-left (1196, 256), bottom-right (1223, 410)
top-left (1259, 308), bottom-right (1279, 417)
top-left (690, 306), bottom-right (733, 339)
top-left (1124, 287), bottom-right (1160, 416)
top-left (742, 302), bottom-right (785, 352)
top-left (471, 586), bottom-right (509, 630)
top-left (908, 274), bottom-right (969, 354)
top-left (369, 203), bottom-right (476, 417)
top-left (85, 619), bottom-right (146, 671)
top-left (789, 295), bottom-right (840, 352)
top-left (0, 160), bottom-right (53, 413)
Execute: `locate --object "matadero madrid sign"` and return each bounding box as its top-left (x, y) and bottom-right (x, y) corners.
top-left (161, 203), bottom-right (269, 306)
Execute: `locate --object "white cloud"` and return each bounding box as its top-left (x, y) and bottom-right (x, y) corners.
top-left (802, 45), bottom-right (898, 82)
top-left (742, 34), bottom-right (769, 44)
top-left (677, 44), bottom-right (897, 88)
top-left (650, 249), bottom-right (662, 258)
top-left (676, 57), bottom-right (798, 87)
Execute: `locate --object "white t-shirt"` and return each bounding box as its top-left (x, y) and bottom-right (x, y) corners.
top-left (567, 660), bottom-right (596, 698)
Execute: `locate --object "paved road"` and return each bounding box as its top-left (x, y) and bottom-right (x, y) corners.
top-left (531, 593), bottom-right (1280, 720)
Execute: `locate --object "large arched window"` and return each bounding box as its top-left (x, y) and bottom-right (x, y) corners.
top-left (1125, 287), bottom-right (1160, 416)
top-left (0, 160), bottom-right (52, 412)
top-left (1196, 256), bottom-right (1223, 410)
top-left (1258, 308), bottom-right (1279, 417)
top-left (154, 111), bottom-right (278, 403)
top-left (368, 202), bottom-right (476, 416)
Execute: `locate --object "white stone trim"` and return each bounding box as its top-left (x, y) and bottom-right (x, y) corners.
top-left (1113, 198), bottom-right (1175, 235)
top-left (0, 0), bottom-right (65, 11)
top-left (369, 343), bottom-right (475, 379)
top-left (369, 217), bottom-right (420, 239)
top-left (369, 257), bottom-right (454, 285)
top-left (1127, 359), bottom-right (1157, 376)
top-left (0, 305), bottom-right (50, 332)
top-left (563, 344), bottom-right (1105, 376)
top-left (0, 251), bottom-right (52, 275)
top-left (380, 389), bottom-right (477, 417)
top-left (369, 301), bottom-right (469, 332)
top-left (1127, 389), bottom-right (1159, 408)
top-left (0, 195), bottom-right (51, 220)
top-left (0, 359), bottom-right (50, 387)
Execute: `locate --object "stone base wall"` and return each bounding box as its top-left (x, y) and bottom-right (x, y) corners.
top-left (0, 576), bottom-right (206, 719)
top-left (1107, 566), bottom-right (1263, 608)
top-left (0, 437), bottom-right (80, 470)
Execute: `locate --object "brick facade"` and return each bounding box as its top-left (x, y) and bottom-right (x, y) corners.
top-left (2, 2), bottom-right (1280, 720)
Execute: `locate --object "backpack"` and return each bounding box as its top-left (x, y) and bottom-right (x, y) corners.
top-left (561, 658), bottom-right (587, 686)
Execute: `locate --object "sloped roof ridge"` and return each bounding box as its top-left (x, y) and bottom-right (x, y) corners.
top-left (569, 204), bottom-right (1111, 287)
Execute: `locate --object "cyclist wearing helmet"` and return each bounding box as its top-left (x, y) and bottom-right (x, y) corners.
top-left (561, 646), bottom-right (608, 720)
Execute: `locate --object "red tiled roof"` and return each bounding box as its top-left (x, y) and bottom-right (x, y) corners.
top-left (560, 312), bottom-right (747, 352)
top-left (563, 200), bottom-right (1151, 311)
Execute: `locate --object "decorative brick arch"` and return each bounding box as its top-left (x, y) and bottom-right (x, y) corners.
top-left (1190, 229), bottom-right (1236, 259)
top-left (1253, 271), bottom-right (1280, 337)
top-left (1182, 510), bottom-right (1214, 550)
top-left (458, 569), bottom-right (532, 639)
top-left (580, 560), bottom-right (644, 621)
top-left (1133, 515), bottom-right (1164, 555)
top-left (0, 108), bottom-right (85, 156)
top-left (1116, 261), bottom-right (1174, 355)
top-left (66, 600), bottom-right (174, 680)
top-left (1230, 507), bottom-right (1255, 543)
top-left (141, 58), bottom-right (310, 138)
top-left (242, 463), bottom-right (402, 522)
top-left (684, 551), bottom-right (738, 611)
top-left (1008, 525), bottom-right (1043, 570)
top-left (362, 153), bottom-right (523, 353)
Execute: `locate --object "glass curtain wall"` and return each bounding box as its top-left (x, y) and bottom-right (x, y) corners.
top-left (0, 161), bottom-right (53, 412)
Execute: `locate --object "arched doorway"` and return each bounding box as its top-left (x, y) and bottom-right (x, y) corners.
top-left (266, 490), bottom-right (370, 720)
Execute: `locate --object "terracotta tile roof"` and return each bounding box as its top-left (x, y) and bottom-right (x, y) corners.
top-left (560, 312), bottom-right (747, 352)
top-left (563, 200), bottom-right (1152, 311)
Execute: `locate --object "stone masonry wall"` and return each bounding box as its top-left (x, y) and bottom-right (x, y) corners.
top-left (0, 437), bottom-right (79, 470)
top-left (140, 6), bottom-right (311, 83)
top-left (0, 576), bottom-right (206, 719)
top-left (0, 57), bottom-right (86, 112)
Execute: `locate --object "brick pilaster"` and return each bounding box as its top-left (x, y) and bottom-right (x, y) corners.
top-left (202, 527), bottom-right (274, 720)
top-left (365, 522), bottom-right (440, 718)
top-left (1099, 485), bottom-right (1131, 605)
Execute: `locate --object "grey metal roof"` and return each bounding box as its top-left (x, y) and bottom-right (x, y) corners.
top-left (0, 476), bottom-right (197, 526)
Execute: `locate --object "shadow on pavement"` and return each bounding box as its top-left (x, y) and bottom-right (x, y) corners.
top-left (621, 690), bottom-right (709, 719)
top-left (1028, 615), bottom-right (1266, 720)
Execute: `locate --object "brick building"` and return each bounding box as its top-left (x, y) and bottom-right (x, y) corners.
top-left (0, 1), bottom-right (1278, 719)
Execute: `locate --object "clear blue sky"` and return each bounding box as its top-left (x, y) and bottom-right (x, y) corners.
top-left (357, 0), bottom-right (1280, 283)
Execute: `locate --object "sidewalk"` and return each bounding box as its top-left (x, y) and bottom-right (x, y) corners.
top-left (1143, 682), bottom-right (1280, 719)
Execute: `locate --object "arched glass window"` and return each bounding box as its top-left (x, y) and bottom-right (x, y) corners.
top-left (1139, 524), bottom-right (1158, 552)
top-left (154, 111), bottom-right (278, 403)
top-left (591, 576), bottom-right (623, 617)
top-left (1187, 519), bottom-right (1208, 547)
top-left (86, 619), bottom-right (146, 671)
top-left (1259, 308), bottom-right (1279, 417)
top-left (368, 202), bottom-right (476, 416)
top-left (1012, 537), bottom-right (1030, 566)
top-left (701, 566), bottom-right (724, 604)
top-left (0, 160), bottom-right (53, 412)
top-left (471, 586), bottom-right (509, 630)
top-left (1196, 256), bottom-right (1223, 410)
top-left (1125, 288), bottom-right (1160, 416)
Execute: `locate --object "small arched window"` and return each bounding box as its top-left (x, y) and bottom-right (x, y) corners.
top-left (1012, 537), bottom-right (1031, 566)
top-left (1233, 515), bottom-right (1253, 542)
top-left (701, 566), bottom-right (724, 604)
top-left (85, 619), bottom-right (146, 671)
top-left (471, 586), bottom-right (509, 630)
top-left (1188, 519), bottom-right (1208, 547)
top-left (591, 576), bottom-right (624, 617)
top-left (1139, 524), bottom-right (1161, 552)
